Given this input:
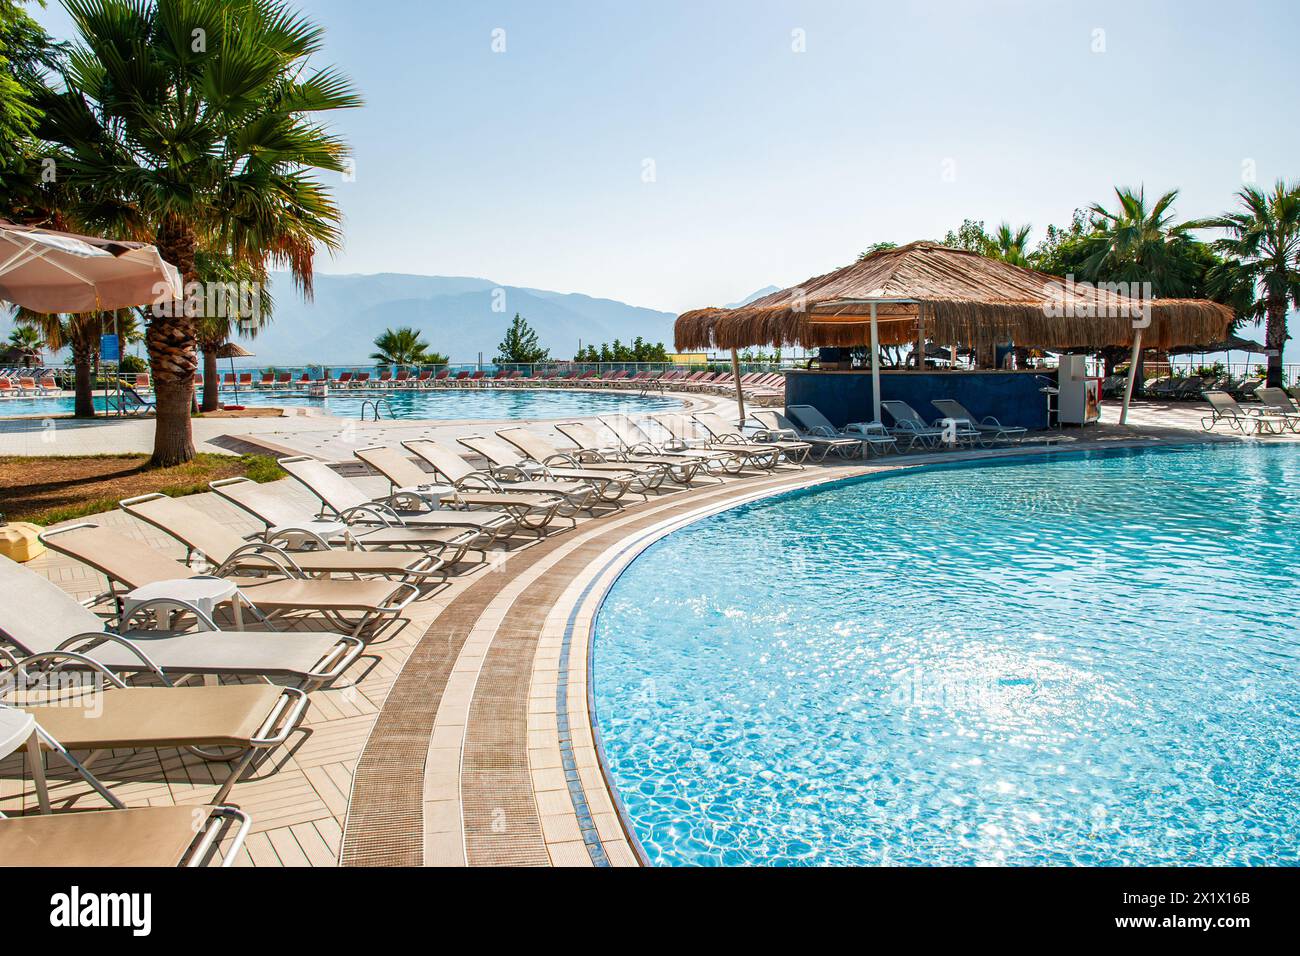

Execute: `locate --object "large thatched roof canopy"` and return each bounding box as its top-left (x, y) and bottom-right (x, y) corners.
top-left (675, 241), bottom-right (1234, 353)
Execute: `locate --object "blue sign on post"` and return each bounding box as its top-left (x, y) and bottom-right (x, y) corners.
top-left (100, 334), bottom-right (120, 363)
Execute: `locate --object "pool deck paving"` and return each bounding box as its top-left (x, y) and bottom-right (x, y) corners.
top-left (1, 397), bottom-right (1295, 865)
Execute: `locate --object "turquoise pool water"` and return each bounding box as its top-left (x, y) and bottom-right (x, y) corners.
top-left (592, 444), bottom-right (1300, 866)
top-left (0, 387), bottom-right (679, 420)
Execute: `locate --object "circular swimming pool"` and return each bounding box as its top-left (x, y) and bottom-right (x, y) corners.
top-left (0, 387), bottom-right (681, 420)
top-left (592, 443), bottom-right (1300, 866)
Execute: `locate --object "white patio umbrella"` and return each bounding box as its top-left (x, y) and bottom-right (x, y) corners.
top-left (0, 220), bottom-right (182, 313)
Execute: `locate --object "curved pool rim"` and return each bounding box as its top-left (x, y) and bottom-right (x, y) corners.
top-left (581, 440), bottom-right (1233, 866)
top-left (0, 384), bottom-right (691, 422)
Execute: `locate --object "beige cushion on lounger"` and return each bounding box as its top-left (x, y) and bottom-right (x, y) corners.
top-left (27, 684), bottom-right (281, 750)
top-left (0, 806), bottom-right (217, 867)
top-left (226, 575), bottom-right (402, 612)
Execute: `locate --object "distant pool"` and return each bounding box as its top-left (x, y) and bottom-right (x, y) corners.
top-left (592, 444), bottom-right (1300, 866)
top-left (0, 387), bottom-right (681, 421)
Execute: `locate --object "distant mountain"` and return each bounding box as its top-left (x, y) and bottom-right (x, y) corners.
top-left (725, 285), bottom-right (780, 308)
top-left (239, 273), bottom-right (677, 365)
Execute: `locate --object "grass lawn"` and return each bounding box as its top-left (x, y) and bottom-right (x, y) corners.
top-left (0, 453), bottom-right (285, 525)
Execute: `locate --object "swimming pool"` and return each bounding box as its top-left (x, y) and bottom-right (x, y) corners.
top-left (592, 443), bottom-right (1300, 866)
top-left (0, 387), bottom-right (681, 420)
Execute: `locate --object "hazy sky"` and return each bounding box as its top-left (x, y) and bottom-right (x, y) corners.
top-left (33, 0), bottom-right (1300, 323)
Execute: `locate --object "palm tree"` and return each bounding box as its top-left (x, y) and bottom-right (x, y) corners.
top-left (1081, 187), bottom-right (1197, 296)
top-left (194, 251), bottom-right (273, 412)
top-left (990, 223), bottom-right (1032, 267)
top-left (6, 324), bottom-right (43, 366)
top-left (1190, 181), bottom-right (1300, 388)
top-left (38, 0), bottom-right (360, 465)
top-left (370, 327), bottom-right (445, 367)
top-left (16, 311), bottom-right (96, 415)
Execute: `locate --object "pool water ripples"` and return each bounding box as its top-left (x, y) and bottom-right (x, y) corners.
top-left (592, 444), bottom-right (1300, 866)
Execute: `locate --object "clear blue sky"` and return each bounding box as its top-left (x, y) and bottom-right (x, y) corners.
top-left (33, 0), bottom-right (1300, 350)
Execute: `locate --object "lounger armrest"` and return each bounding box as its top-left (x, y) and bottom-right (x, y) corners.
top-left (543, 452), bottom-right (582, 468)
top-left (456, 473), bottom-right (503, 493)
top-left (307, 636), bottom-right (366, 686)
top-left (55, 631), bottom-right (171, 684)
top-left (184, 806), bottom-right (252, 868)
top-left (490, 464), bottom-right (532, 483)
top-left (375, 582), bottom-right (422, 615)
top-left (216, 541), bottom-right (307, 579)
top-left (341, 503), bottom-right (402, 526)
top-left (7, 649), bottom-right (131, 690)
top-left (120, 597), bottom-right (222, 633)
top-left (249, 686), bottom-right (310, 747)
top-left (264, 527), bottom-right (334, 551)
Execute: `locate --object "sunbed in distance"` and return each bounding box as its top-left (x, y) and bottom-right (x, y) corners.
top-left (0, 801), bottom-right (250, 867)
top-left (401, 439), bottom-right (591, 518)
top-left (3, 650), bottom-right (307, 805)
top-left (0, 554), bottom-right (362, 690)
top-left (1201, 390), bottom-right (1291, 435)
top-left (650, 413), bottom-right (780, 470)
top-left (597, 415), bottom-right (738, 476)
top-left (208, 476), bottom-right (481, 565)
top-left (119, 493), bottom-right (446, 584)
top-left (458, 434), bottom-right (636, 504)
top-left (748, 409), bottom-right (865, 460)
top-left (278, 456), bottom-right (514, 545)
top-left (931, 398), bottom-right (1027, 445)
top-left (784, 405), bottom-right (898, 456)
top-left (495, 427), bottom-right (664, 493)
top-left (39, 523), bottom-right (419, 639)
top-left (355, 445), bottom-right (565, 534)
top-left (691, 411), bottom-right (811, 466)
top-left (554, 421), bottom-right (702, 485)
top-left (881, 400), bottom-right (975, 450)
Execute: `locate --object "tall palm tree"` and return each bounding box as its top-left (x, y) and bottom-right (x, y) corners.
top-left (38, 0), bottom-right (359, 465)
top-left (1190, 181), bottom-right (1300, 388)
top-left (990, 223), bottom-right (1032, 267)
top-left (1081, 186), bottom-right (1197, 296)
top-left (369, 327), bottom-right (444, 367)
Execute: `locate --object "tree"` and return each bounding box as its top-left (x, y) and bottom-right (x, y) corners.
top-left (0, 0), bottom-right (65, 220)
top-left (194, 251), bottom-right (272, 412)
top-left (370, 326), bottom-right (444, 366)
top-left (17, 310), bottom-right (95, 414)
top-left (990, 223), bottom-right (1032, 267)
top-left (857, 240), bottom-right (898, 261)
top-left (1189, 181), bottom-right (1300, 388)
top-left (6, 323), bottom-right (42, 365)
top-left (39, 0), bottom-right (360, 465)
top-left (1079, 186), bottom-right (1197, 297)
top-left (942, 219), bottom-right (994, 255)
top-left (495, 313), bottom-right (549, 364)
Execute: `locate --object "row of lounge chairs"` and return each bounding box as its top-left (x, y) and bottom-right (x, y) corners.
top-left (205, 367), bottom-right (790, 398)
top-left (1202, 387), bottom-right (1300, 435)
top-left (0, 374), bottom-right (58, 396)
top-left (0, 416), bottom-right (823, 864)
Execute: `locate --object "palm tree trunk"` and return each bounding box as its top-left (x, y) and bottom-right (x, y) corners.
top-left (201, 344), bottom-right (220, 412)
top-left (149, 215), bottom-right (198, 467)
top-left (70, 336), bottom-right (95, 418)
top-left (1265, 297), bottom-right (1287, 388)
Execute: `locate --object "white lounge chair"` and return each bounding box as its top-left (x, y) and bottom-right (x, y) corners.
top-left (931, 398), bottom-right (1027, 444)
top-left (748, 409), bottom-right (865, 460)
top-left (0, 554), bottom-right (362, 690)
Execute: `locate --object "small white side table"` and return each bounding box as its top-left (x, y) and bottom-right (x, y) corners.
top-left (0, 707), bottom-right (49, 813)
top-left (120, 576), bottom-right (249, 630)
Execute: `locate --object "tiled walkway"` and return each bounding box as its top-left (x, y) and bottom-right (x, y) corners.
top-left (2, 403), bottom-right (1292, 865)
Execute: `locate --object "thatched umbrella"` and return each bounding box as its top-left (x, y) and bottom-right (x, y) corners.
top-left (215, 341), bottom-right (253, 406)
top-left (676, 242), bottom-right (1234, 424)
